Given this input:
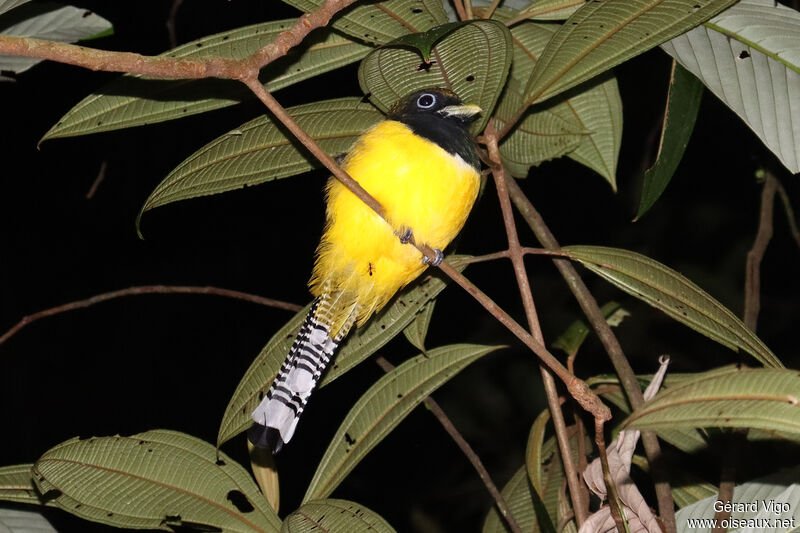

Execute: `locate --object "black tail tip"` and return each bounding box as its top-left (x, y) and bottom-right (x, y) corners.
top-left (247, 424), bottom-right (284, 454)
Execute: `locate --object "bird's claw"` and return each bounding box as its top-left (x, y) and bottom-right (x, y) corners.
top-left (395, 227), bottom-right (413, 244)
top-left (422, 249), bottom-right (444, 267)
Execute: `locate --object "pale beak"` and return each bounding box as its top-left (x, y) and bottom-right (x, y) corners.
top-left (439, 103), bottom-right (482, 121)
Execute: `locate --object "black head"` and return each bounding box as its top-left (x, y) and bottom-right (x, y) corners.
top-left (387, 88), bottom-right (482, 169)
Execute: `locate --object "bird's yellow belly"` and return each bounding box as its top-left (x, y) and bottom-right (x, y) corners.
top-left (310, 120), bottom-right (479, 325)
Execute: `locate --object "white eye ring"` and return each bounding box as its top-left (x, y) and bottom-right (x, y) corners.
top-left (416, 93), bottom-right (436, 109)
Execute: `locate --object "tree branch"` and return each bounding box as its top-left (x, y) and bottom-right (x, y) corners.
top-left (744, 172), bottom-right (778, 331)
top-left (375, 356), bottom-right (523, 533)
top-left (0, 285), bottom-right (302, 348)
top-left (483, 126), bottom-right (590, 526)
top-left (505, 177), bottom-right (677, 533)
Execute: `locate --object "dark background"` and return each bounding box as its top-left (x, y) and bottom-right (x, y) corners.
top-left (1, 1), bottom-right (798, 532)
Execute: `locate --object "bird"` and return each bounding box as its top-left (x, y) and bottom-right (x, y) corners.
top-left (248, 88), bottom-right (482, 453)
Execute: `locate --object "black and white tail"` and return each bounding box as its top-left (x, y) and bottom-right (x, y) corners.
top-left (248, 298), bottom-right (353, 453)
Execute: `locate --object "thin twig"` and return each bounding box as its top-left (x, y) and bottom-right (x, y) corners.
top-left (505, 177), bottom-right (677, 533)
top-left (774, 179), bottom-right (800, 249)
top-left (86, 160), bottom-right (108, 199)
top-left (0, 285), bottom-right (302, 347)
top-left (744, 171), bottom-right (777, 332)
top-left (595, 419), bottom-right (627, 533)
top-left (484, 126), bottom-right (590, 526)
top-left (451, 0), bottom-right (468, 20)
top-left (462, 250), bottom-right (511, 264)
top-left (375, 356), bottom-right (523, 533)
top-left (166, 0), bottom-right (185, 49)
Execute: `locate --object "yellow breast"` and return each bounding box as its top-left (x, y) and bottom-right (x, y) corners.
top-left (310, 120), bottom-right (480, 327)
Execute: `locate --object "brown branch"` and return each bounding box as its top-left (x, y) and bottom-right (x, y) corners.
top-left (744, 172), bottom-right (777, 334)
top-left (775, 179), bottom-right (800, 249)
top-left (86, 160), bottom-right (108, 200)
top-left (484, 125), bottom-right (590, 526)
top-left (375, 356), bottom-right (523, 533)
top-left (166, 0), bottom-right (185, 49)
top-left (451, 0), bottom-right (468, 20)
top-left (595, 419), bottom-right (627, 533)
top-left (505, 176), bottom-right (677, 533)
top-left (0, 0), bottom-right (360, 81)
top-left (0, 285), bottom-right (302, 347)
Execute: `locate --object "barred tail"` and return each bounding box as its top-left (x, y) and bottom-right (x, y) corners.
top-left (248, 298), bottom-right (353, 453)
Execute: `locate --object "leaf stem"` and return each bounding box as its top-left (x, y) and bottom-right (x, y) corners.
top-left (375, 356), bottom-right (523, 533)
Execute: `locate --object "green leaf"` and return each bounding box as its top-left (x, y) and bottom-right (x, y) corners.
top-left (402, 299), bottom-right (435, 352)
top-left (388, 21), bottom-right (466, 61)
top-left (525, 0), bottom-right (738, 104)
top-left (525, 408), bottom-right (551, 494)
top-left (217, 259), bottom-right (470, 447)
top-left (42, 24), bottom-right (370, 139)
top-left (593, 379), bottom-right (711, 454)
top-left (304, 343), bottom-right (502, 501)
top-left (282, 499), bottom-right (397, 532)
top-left (0, 4), bottom-right (112, 77)
top-left (0, 464), bottom-right (46, 507)
top-left (0, 508), bottom-right (56, 533)
top-left (507, 0), bottom-right (588, 23)
top-left (492, 82), bottom-right (586, 177)
top-left (494, 15), bottom-right (622, 184)
top-left (669, 473), bottom-right (718, 509)
top-left (675, 465), bottom-right (800, 532)
top-left (139, 97), bottom-right (383, 223)
top-left (32, 430), bottom-right (280, 533)
top-left (623, 368), bottom-right (800, 440)
top-left (562, 245), bottom-right (783, 368)
top-left (661, 0), bottom-right (800, 174)
top-left (483, 466), bottom-right (555, 533)
top-left (358, 20), bottom-right (513, 133)
top-left (283, 0), bottom-right (448, 45)
top-left (635, 61), bottom-right (703, 220)
top-left (551, 301), bottom-right (627, 357)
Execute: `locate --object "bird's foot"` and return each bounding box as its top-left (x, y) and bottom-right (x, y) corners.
top-left (422, 248), bottom-right (445, 267)
top-left (395, 226), bottom-right (414, 244)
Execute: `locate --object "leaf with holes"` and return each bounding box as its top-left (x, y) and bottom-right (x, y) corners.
top-left (623, 368), bottom-right (800, 440)
top-left (42, 24), bottom-right (370, 139)
top-left (218, 258), bottom-right (470, 447)
top-left (283, 0), bottom-right (448, 46)
top-left (304, 343), bottom-right (502, 501)
top-left (138, 97), bottom-right (383, 226)
top-left (32, 430), bottom-right (280, 533)
top-left (0, 464), bottom-right (46, 507)
top-left (661, 0), bottom-right (800, 174)
top-left (563, 245), bottom-right (782, 368)
top-left (359, 19), bottom-right (512, 133)
top-left (282, 499), bottom-right (397, 532)
top-left (525, 0), bottom-right (737, 105)
top-left (492, 13), bottom-right (622, 184)
top-left (492, 81), bottom-right (586, 177)
top-left (402, 299), bottom-right (435, 352)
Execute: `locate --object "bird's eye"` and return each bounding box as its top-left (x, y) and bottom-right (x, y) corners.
top-left (416, 93), bottom-right (436, 109)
